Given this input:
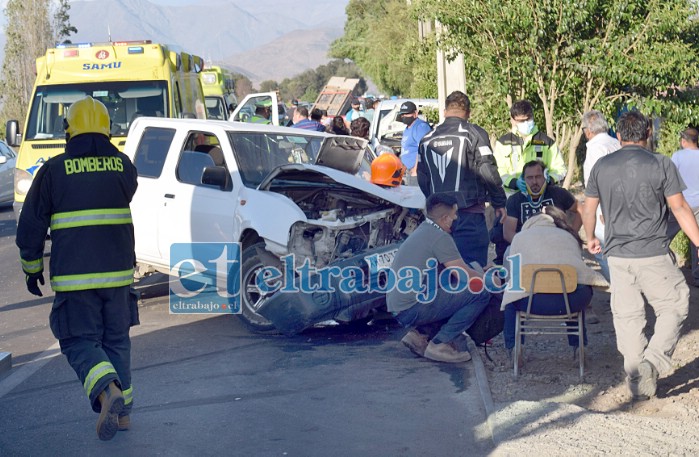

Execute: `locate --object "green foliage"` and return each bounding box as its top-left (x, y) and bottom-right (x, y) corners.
top-left (408, 33), bottom-right (437, 98)
top-left (231, 72), bottom-right (254, 100)
top-left (671, 231), bottom-right (691, 265)
top-left (259, 80), bottom-right (279, 93)
top-left (420, 106), bottom-right (440, 125)
top-left (0, 0), bottom-right (54, 130)
top-left (330, 0), bottom-right (434, 96)
top-left (53, 0), bottom-right (77, 43)
top-left (276, 59), bottom-right (366, 103)
top-left (412, 0), bottom-right (699, 187)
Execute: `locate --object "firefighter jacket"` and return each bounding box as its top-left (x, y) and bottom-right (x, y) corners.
top-left (493, 126), bottom-right (567, 188)
top-left (417, 117), bottom-right (506, 210)
top-left (17, 133), bottom-right (138, 292)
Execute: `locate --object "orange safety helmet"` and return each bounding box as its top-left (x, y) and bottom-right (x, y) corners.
top-left (370, 153), bottom-right (405, 187)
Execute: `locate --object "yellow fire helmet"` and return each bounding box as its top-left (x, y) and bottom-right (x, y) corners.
top-left (65, 96), bottom-right (111, 138)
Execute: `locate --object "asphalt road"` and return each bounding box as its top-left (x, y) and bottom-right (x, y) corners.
top-left (0, 206), bottom-right (494, 456)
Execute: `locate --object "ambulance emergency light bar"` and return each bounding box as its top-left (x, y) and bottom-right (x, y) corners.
top-left (56, 40), bottom-right (153, 48)
top-left (56, 40), bottom-right (153, 57)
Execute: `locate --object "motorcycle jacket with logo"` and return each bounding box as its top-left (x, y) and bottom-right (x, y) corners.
top-left (493, 126), bottom-right (567, 189)
top-left (417, 117), bottom-right (506, 210)
top-left (17, 133), bottom-right (138, 292)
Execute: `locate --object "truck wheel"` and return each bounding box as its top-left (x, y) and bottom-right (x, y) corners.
top-left (239, 243), bottom-right (278, 333)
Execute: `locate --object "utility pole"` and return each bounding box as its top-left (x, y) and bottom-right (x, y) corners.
top-left (434, 22), bottom-right (466, 122)
top-left (414, 2), bottom-right (466, 122)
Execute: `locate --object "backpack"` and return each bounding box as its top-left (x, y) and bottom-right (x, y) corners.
top-left (466, 292), bottom-right (505, 346)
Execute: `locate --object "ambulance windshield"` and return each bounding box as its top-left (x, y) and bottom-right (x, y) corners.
top-left (25, 81), bottom-right (168, 140)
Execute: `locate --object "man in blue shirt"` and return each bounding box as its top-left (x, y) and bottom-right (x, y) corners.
top-left (345, 98), bottom-right (364, 123)
top-left (291, 106), bottom-right (325, 132)
top-left (399, 101), bottom-right (431, 186)
top-left (667, 127), bottom-right (699, 286)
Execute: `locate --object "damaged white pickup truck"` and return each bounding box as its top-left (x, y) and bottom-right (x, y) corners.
top-left (123, 118), bottom-right (425, 334)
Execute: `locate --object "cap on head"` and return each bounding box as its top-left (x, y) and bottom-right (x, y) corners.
top-left (398, 101), bottom-right (417, 115)
top-left (370, 153), bottom-right (405, 187)
top-left (255, 98), bottom-right (273, 108)
top-left (65, 96), bottom-right (110, 138)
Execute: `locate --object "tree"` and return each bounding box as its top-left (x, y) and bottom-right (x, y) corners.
top-left (231, 72), bottom-right (254, 100)
top-left (330, 0), bottom-right (434, 97)
top-left (52, 0), bottom-right (77, 43)
top-left (259, 80), bottom-right (279, 93)
top-left (276, 59), bottom-right (367, 103)
top-left (413, 0), bottom-right (699, 186)
top-left (0, 0), bottom-right (54, 127)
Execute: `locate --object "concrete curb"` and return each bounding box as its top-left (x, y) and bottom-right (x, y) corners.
top-left (467, 338), bottom-right (500, 445)
top-left (0, 352), bottom-right (11, 376)
top-left (0, 343), bottom-right (60, 400)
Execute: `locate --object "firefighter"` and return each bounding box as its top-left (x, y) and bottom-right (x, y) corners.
top-left (370, 152), bottom-right (405, 187)
top-left (16, 96), bottom-right (139, 441)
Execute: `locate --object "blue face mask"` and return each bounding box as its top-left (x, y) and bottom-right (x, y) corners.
top-left (516, 119), bottom-right (535, 136)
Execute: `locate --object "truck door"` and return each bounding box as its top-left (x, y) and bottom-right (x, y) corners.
top-left (230, 92), bottom-right (279, 126)
top-left (156, 130), bottom-right (238, 262)
top-left (129, 126), bottom-right (177, 266)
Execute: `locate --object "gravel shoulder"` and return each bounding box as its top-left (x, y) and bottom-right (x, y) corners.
top-left (480, 255), bottom-right (699, 455)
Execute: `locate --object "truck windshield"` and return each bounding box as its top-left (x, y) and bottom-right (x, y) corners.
top-left (205, 96), bottom-right (227, 120)
top-left (229, 132), bottom-right (325, 188)
top-left (25, 81), bottom-right (168, 140)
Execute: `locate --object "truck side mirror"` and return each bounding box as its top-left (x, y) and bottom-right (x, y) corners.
top-left (5, 120), bottom-right (20, 147)
top-left (202, 166), bottom-right (232, 191)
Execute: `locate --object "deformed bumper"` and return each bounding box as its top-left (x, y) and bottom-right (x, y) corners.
top-left (256, 244), bottom-right (400, 335)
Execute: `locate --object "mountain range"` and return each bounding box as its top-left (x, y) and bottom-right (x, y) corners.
top-left (58, 0), bottom-right (349, 85)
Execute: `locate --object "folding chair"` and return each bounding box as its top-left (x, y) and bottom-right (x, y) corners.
top-left (514, 264), bottom-right (585, 378)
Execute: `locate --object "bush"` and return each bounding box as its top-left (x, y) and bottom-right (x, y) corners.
top-left (671, 231), bottom-right (691, 267)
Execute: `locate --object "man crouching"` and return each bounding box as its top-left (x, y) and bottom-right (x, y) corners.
top-left (387, 193), bottom-right (491, 363)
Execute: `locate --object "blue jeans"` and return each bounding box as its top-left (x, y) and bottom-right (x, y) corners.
top-left (489, 220), bottom-right (509, 265)
top-left (452, 211), bottom-right (489, 267)
top-left (395, 287), bottom-right (491, 344)
top-left (503, 285), bottom-right (592, 349)
top-left (594, 238), bottom-right (610, 282)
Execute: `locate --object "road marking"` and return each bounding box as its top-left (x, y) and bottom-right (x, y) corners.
top-left (0, 341), bottom-right (61, 400)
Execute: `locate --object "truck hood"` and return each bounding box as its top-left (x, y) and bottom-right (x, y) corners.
top-left (313, 135), bottom-right (367, 174)
top-left (258, 163), bottom-right (425, 209)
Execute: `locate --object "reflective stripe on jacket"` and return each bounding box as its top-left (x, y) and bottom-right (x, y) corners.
top-left (493, 127), bottom-right (567, 188)
top-left (16, 133), bottom-right (138, 291)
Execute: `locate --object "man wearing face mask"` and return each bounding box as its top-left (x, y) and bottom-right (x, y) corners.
top-left (398, 101), bottom-right (432, 186)
top-left (490, 99), bottom-right (567, 264)
top-left (493, 100), bottom-right (567, 190)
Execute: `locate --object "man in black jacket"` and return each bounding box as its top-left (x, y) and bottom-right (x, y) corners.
top-left (417, 91), bottom-right (506, 267)
top-left (17, 96), bottom-right (139, 440)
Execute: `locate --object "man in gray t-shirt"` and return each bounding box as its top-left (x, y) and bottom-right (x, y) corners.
top-left (387, 193), bottom-right (491, 363)
top-left (583, 111), bottom-right (699, 401)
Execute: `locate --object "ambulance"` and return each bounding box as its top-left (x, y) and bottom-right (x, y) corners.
top-left (6, 40), bottom-right (207, 219)
top-left (200, 65), bottom-right (237, 120)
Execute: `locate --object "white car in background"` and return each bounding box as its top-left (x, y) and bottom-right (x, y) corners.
top-left (369, 98), bottom-right (438, 154)
top-left (0, 139), bottom-right (17, 207)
